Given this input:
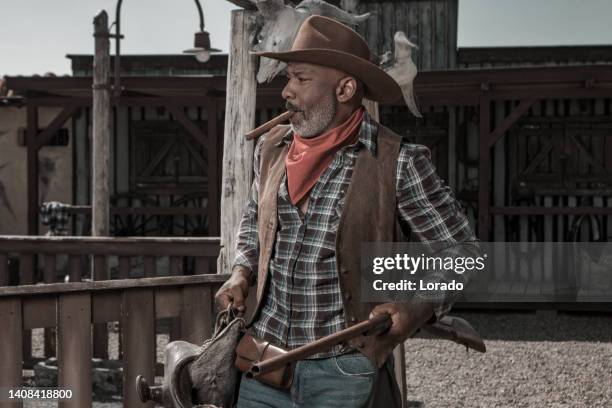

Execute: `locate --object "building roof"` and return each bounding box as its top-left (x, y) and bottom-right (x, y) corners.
top-left (66, 54), bottom-right (229, 77)
top-left (458, 45), bottom-right (612, 66)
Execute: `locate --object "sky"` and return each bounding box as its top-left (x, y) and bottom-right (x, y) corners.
top-left (1, 0), bottom-right (612, 76)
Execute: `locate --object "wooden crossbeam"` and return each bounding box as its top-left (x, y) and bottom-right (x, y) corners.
top-left (34, 105), bottom-right (80, 149)
top-left (487, 98), bottom-right (536, 148)
top-left (167, 105), bottom-right (207, 147)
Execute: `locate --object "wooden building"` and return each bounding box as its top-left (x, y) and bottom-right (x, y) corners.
top-left (2, 0), bottom-right (612, 254)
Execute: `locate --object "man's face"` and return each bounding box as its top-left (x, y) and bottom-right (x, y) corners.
top-left (282, 62), bottom-right (343, 138)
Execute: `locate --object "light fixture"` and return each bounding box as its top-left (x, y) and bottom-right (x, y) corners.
top-left (111, 0), bottom-right (217, 99)
top-left (183, 31), bottom-right (215, 63)
top-left (182, 0), bottom-right (220, 63)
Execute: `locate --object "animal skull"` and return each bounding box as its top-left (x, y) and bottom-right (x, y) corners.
top-left (248, 0), bottom-right (421, 117)
top-left (250, 0), bottom-right (371, 83)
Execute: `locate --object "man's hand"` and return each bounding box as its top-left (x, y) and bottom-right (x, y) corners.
top-left (214, 265), bottom-right (251, 314)
top-left (369, 301), bottom-right (434, 363)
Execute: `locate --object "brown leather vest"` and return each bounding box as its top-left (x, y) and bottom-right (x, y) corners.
top-left (251, 122), bottom-right (403, 367)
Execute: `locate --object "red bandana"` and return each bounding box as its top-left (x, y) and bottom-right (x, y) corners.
top-left (285, 107), bottom-right (365, 205)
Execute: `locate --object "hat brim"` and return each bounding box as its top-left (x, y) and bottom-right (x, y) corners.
top-left (253, 48), bottom-right (403, 104)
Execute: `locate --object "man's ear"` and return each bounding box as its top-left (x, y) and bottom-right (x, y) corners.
top-left (336, 76), bottom-right (358, 103)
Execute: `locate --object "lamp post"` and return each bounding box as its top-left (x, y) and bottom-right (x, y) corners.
top-left (110, 0), bottom-right (217, 98)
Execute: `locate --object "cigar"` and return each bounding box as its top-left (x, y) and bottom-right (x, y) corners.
top-left (245, 110), bottom-right (296, 140)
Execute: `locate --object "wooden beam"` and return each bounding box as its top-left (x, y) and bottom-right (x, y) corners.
top-left (58, 293), bottom-right (92, 408)
top-left (207, 99), bottom-right (220, 235)
top-left (167, 105), bottom-right (207, 146)
top-left (478, 95), bottom-right (491, 240)
top-left (0, 274), bottom-right (228, 297)
top-left (0, 298), bottom-right (22, 406)
top-left (26, 104), bottom-right (39, 235)
top-left (487, 98), bottom-right (536, 148)
top-left (92, 11), bottom-right (111, 239)
top-left (218, 10), bottom-right (259, 275)
top-left (34, 105), bottom-right (80, 149)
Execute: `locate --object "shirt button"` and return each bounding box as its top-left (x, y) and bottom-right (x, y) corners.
top-left (350, 316), bottom-right (357, 324)
top-left (356, 341), bottom-right (365, 348)
top-left (344, 292), bottom-right (352, 301)
top-left (341, 268), bottom-right (349, 275)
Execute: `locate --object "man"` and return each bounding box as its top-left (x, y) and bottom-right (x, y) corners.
top-left (215, 15), bottom-right (477, 408)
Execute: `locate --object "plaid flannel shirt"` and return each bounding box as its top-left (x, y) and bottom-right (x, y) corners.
top-left (233, 111), bottom-right (477, 357)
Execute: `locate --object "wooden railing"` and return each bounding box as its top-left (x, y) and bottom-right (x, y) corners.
top-left (0, 274), bottom-right (228, 408)
top-left (0, 236), bottom-right (226, 407)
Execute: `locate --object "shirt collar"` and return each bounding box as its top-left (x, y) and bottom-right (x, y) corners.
top-left (275, 109), bottom-right (378, 156)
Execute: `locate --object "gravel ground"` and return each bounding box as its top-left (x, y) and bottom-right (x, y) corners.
top-left (406, 311), bottom-right (612, 408)
top-left (26, 311), bottom-right (611, 407)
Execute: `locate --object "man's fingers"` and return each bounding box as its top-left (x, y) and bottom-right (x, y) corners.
top-left (232, 286), bottom-right (246, 311)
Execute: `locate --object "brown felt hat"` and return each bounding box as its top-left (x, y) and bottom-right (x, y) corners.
top-left (254, 15), bottom-right (402, 104)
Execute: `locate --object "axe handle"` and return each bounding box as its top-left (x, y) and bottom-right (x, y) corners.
top-left (245, 110), bottom-right (295, 140)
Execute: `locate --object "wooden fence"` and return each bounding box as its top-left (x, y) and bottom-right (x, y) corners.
top-left (0, 274), bottom-right (228, 408)
top-left (0, 236), bottom-right (227, 407)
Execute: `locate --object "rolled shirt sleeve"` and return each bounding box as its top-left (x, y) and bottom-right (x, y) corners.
top-left (396, 143), bottom-right (480, 319)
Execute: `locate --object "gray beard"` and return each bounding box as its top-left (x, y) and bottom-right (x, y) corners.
top-left (291, 93), bottom-right (337, 138)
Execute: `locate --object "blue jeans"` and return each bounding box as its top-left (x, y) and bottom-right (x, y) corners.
top-left (236, 353), bottom-right (378, 408)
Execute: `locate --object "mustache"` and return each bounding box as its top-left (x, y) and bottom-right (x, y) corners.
top-left (285, 102), bottom-right (303, 112)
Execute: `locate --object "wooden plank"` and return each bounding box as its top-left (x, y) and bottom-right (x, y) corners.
top-left (0, 236), bottom-right (221, 256)
top-left (218, 9), bottom-right (258, 277)
top-left (0, 298), bottom-right (23, 408)
top-left (207, 99), bottom-right (220, 236)
top-left (181, 285), bottom-right (212, 343)
top-left (168, 105), bottom-right (207, 147)
top-left (35, 105), bottom-right (80, 149)
top-left (446, 0), bottom-right (458, 69)
top-left (23, 297), bottom-right (57, 329)
top-left (93, 255), bottom-right (108, 280)
top-left (0, 253), bottom-right (8, 286)
top-left (122, 289), bottom-right (155, 408)
top-left (118, 256), bottom-right (130, 279)
top-left (92, 254), bottom-right (108, 359)
top-left (68, 255), bottom-right (83, 282)
top-left (194, 256), bottom-right (210, 275)
top-left (19, 254), bottom-right (34, 285)
top-left (478, 96), bottom-right (491, 240)
top-left (0, 274), bottom-right (228, 297)
top-left (42, 253), bottom-right (57, 357)
top-left (26, 103), bottom-right (39, 236)
top-left (143, 256), bottom-right (155, 277)
top-left (155, 287), bottom-right (182, 318)
top-left (58, 292), bottom-right (92, 408)
top-left (92, 291), bottom-right (121, 323)
top-left (169, 256), bottom-right (183, 276)
top-left (43, 254), bottom-right (56, 284)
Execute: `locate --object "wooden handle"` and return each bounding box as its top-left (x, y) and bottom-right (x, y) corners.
top-left (245, 110), bottom-right (295, 140)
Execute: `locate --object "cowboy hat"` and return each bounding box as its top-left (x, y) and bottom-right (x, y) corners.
top-left (254, 15), bottom-right (402, 103)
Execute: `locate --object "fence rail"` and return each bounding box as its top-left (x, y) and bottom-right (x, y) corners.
top-left (0, 274), bottom-right (228, 408)
top-left (0, 235), bottom-right (223, 384)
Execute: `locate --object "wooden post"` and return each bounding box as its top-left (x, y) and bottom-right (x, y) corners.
top-left (478, 95), bottom-right (491, 240)
top-left (92, 11), bottom-right (111, 239)
top-left (217, 10), bottom-right (258, 275)
top-left (0, 298), bottom-right (23, 408)
top-left (92, 10), bottom-right (111, 359)
top-left (26, 104), bottom-right (39, 236)
top-left (58, 293), bottom-right (92, 408)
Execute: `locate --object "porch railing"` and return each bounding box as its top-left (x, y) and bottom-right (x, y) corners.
top-left (0, 236), bottom-right (226, 406)
top-left (0, 274), bottom-right (228, 408)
